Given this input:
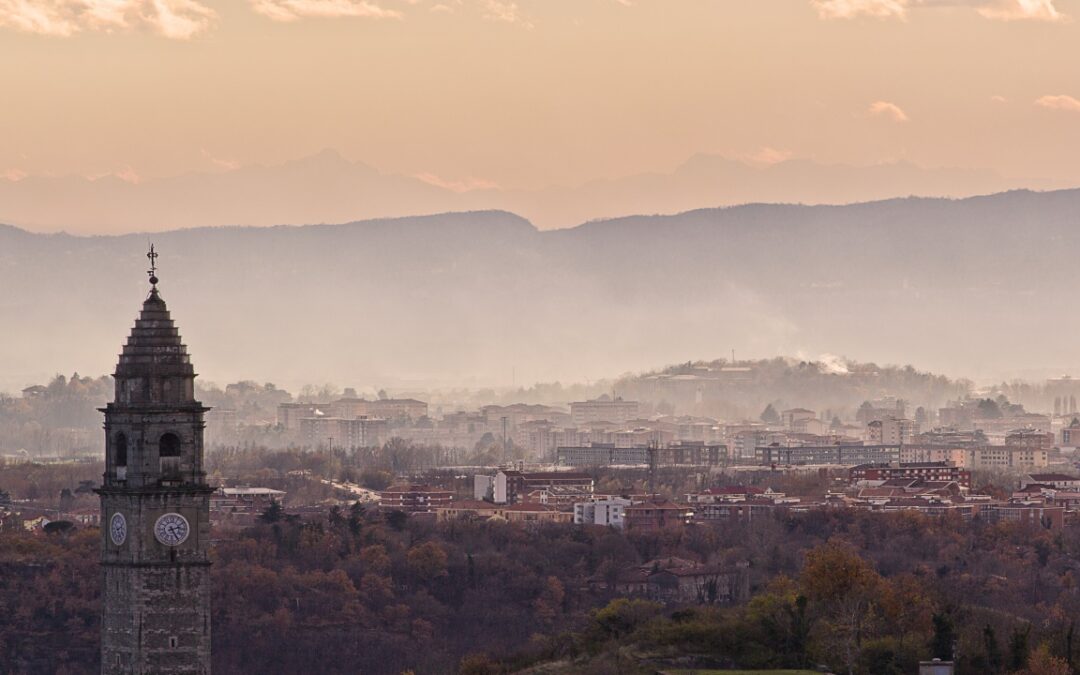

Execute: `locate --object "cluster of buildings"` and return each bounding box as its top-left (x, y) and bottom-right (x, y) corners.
top-left (544, 395), bottom-right (1080, 476)
top-left (228, 387), bottom-right (1080, 490)
top-left (276, 397), bottom-right (429, 448)
top-left (364, 460), bottom-right (1079, 535)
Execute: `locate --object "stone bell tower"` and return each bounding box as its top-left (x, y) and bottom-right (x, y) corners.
top-left (97, 246), bottom-right (212, 674)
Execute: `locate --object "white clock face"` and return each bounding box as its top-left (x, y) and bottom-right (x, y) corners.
top-left (154, 513), bottom-right (190, 547)
top-left (110, 512), bottom-right (127, 546)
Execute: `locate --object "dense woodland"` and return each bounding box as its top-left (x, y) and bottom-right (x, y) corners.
top-left (3, 502), bottom-right (1080, 674)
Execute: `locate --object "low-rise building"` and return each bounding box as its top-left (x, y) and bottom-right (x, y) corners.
top-left (967, 445), bottom-right (1049, 470)
top-left (849, 462), bottom-right (971, 490)
top-left (558, 444), bottom-right (649, 467)
top-left (435, 499), bottom-right (499, 521)
top-left (1005, 429), bottom-right (1055, 451)
top-left (986, 503), bottom-right (1064, 530)
top-left (574, 497), bottom-right (633, 528)
top-left (331, 397), bottom-right (428, 421)
top-left (623, 499), bottom-right (692, 532)
top-left (755, 444), bottom-right (901, 467)
top-left (1020, 473), bottom-right (1080, 490)
top-left (378, 484), bottom-right (453, 513)
top-left (781, 408), bottom-right (816, 429)
top-left (557, 442), bottom-right (728, 468)
top-left (210, 487), bottom-right (287, 514)
top-left (523, 485), bottom-right (595, 508)
top-left (491, 469), bottom-right (594, 504)
top-left (570, 395), bottom-right (640, 425)
top-left (277, 402), bottom-right (325, 430)
top-left (867, 418), bottom-right (915, 445)
top-left (435, 500), bottom-right (572, 524)
top-left (1061, 418), bottom-right (1080, 448)
top-left (298, 416), bottom-right (388, 449)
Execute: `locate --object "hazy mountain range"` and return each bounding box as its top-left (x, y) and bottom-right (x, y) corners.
top-left (3, 188), bottom-right (1080, 395)
top-left (0, 149), bottom-right (1064, 234)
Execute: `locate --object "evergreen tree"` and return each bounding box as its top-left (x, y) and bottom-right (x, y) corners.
top-left (760, 403), bottom-right (781, 425)
top-left (258, 499), bottom-right (284, 524)
top-left (984, 624), bottom-right (1003, 673)
top-left (1008, 626), bottom-right (1031, 671)
top-left (931, 613), bottom-right (955, 660)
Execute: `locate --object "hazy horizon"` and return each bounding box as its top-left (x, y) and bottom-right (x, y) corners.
top-left (5, 1), bottom-right (1080, 233)
top-left (6, 191), bottom-right (1080, 396)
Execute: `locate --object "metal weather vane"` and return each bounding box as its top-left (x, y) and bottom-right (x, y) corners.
top-left (147, 244), bottom-right (159, 289)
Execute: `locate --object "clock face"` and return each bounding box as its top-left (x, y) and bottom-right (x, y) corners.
top-left (109, 512), bottom-right (127, 546)
top-left (154, 513), bottom-right (190, 547)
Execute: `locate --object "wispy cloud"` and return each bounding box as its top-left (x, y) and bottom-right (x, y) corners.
top-left (812, 0), bottom-right (907, 19)
top-left (811, 0), bottom-right (1065, 21)
top-left (0, 0), bottom-right (216, 39)
top-left (868, 100), bottom-right (910, 122)
top-left (1035, 94), bottom-right (1080, 112)
top-left (480, 0), bottom-right (531, 27)
top-left (977, 0), bottom-right (1063, 21)
top-left (250, 0), bottom-right (402, 21)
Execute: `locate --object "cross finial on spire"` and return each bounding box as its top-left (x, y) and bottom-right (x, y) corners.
top-left (147, 244), bottom-right (159, 289)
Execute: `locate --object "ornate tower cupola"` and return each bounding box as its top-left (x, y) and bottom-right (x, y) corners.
top-left (98, 246), bottom-right (212, 674)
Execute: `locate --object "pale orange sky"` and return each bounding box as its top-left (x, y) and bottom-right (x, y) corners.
top-left (2, 0), bottom-right (1080, 191)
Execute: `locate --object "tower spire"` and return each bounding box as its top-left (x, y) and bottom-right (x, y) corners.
top-left (98, 251), bottom-right (212, 673)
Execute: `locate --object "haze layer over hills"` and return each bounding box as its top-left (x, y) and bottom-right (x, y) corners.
top-left (3, 188), bottom-right (1079, 394)
top-left (0, 150), bottom-right (1058, 234)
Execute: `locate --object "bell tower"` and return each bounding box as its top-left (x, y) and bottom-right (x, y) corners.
top-left (97, 246), bottom-right (212, 674)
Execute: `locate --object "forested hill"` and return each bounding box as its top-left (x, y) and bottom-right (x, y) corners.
top-left (3, 189), bottom-right (1080, 394)
top-left (613, 358), bottom-right (968, 421)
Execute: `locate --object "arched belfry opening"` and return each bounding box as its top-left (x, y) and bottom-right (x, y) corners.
top-left (115, 433), bottom-right (128, 465)
top-left (115, 433), bottom-right (128, 481)
top-left (159, 432), bottom-right (182, 478)
top-left (160, 432), bottom-right (181, 457)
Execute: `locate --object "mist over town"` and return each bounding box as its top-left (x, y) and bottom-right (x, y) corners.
top-left (8, 1), bottom-right (1080, 675)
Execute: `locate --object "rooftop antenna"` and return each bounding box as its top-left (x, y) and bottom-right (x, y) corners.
top-left (501, 416), bottom-right (509, 462)
top-left (647, 438), bottom-right (657, 501)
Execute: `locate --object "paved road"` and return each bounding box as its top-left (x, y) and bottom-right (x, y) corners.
top-left (321, 479), bottom-right (381, 503)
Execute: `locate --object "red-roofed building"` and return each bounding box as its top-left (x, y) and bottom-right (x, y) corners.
top-left (435, 500), bottom-right (571, 524)
top-left (623, 500), bottom-right (692, 533)
top-left (1021, 473), bottom-right (1080, 490)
